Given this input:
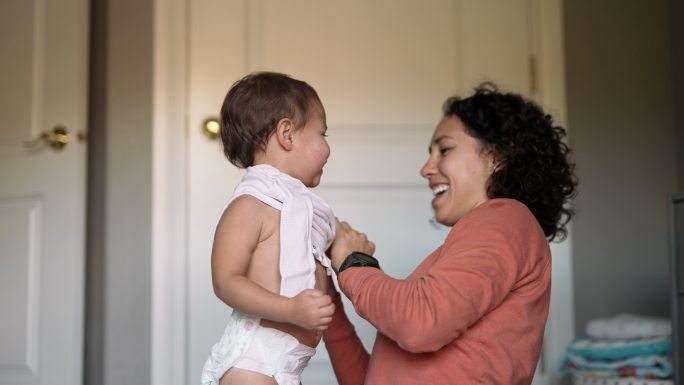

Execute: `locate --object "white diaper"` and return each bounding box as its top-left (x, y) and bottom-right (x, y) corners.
top-left (201, 311), bottom-right (316, 385)
top-left (232, 325), bottom-right (316, 384)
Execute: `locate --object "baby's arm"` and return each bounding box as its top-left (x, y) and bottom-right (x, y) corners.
top-left (211, 195), bottom-right (334, 331)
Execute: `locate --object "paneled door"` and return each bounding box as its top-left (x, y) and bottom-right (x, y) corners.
top-left (0, 1), bottom-right (88, 385)
top-left (185, 1), bottom-right (570, 384)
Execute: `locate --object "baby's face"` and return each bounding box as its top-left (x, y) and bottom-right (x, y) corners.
top-left (290, 104), bottom-right (330, 187)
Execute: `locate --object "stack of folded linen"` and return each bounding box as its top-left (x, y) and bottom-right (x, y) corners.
top-left (560, 314), bottom-right (673, 385)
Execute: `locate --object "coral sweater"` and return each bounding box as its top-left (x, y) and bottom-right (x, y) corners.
top-left (323, 199), bottom-right (551, 385)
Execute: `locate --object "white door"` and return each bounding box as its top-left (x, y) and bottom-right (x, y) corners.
top-left (0, 1), bottom-right (88, 385)
top-left (186, 1), bottom-right (570, 384)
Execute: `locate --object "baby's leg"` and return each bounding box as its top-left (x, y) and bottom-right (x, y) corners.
top-left (219, 367), bottom-right (277, 385)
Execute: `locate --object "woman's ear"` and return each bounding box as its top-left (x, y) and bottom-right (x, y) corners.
top-left (492, 153), bottom-right (505, 172)
top-left (493, 160), bottom-right (504, 173)
top-left (275, 118), bottom-right (295, 151)
top-left (486, 146), bottom-right (504, 173)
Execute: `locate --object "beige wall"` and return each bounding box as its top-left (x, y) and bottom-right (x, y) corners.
top-left (564, 0), bottom-right (680, 333)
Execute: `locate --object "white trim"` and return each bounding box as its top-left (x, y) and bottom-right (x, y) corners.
top-left (537, 0), bottom-right (576, 384)
top-left (152, 0), bottom-right (188, 384)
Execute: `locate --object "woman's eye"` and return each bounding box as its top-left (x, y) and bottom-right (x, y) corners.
top-left (439, 147), bottom-right (451, 156)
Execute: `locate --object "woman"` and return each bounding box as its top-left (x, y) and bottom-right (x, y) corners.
top-left (326, 84), bottom-right (578, 385)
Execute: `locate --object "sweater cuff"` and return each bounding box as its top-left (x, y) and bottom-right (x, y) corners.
top-left (338, 266), bottom-right (383, 303)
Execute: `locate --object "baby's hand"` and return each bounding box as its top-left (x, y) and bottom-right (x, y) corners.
top-left (288, 289), bottom-right (335, 331)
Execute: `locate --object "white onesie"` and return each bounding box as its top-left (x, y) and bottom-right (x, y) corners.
top-left (200, 164), bottom-right (336, 385)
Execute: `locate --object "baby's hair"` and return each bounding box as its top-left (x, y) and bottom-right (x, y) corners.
top-left (444, 83), bottom-right (578, 241)
top-left (220, 71), bottom-right (322, 168)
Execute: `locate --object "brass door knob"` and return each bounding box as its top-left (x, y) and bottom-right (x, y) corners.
top-left (24, 126), bottom-right (71, 150)
top-left (202, 117), bottom-right (220, 140)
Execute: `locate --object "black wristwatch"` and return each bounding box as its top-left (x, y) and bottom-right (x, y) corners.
top-left (337, 252), bottom-right (380, 275)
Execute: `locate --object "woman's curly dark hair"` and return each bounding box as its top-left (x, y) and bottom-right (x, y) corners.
top-left (444, 83), bottom-right (578, 241)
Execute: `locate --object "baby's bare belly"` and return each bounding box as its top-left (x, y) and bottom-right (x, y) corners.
top-left (259, 319), bottom-right (322, 348)
top-left (250, 258), bottom-right (331, 348)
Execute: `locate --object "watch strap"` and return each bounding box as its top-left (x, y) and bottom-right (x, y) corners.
top-left (337, 252), bottom-right (380, 275)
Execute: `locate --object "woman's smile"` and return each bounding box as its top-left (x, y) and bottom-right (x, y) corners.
top-left (430, 183), bottom-right (450, 210)
top-left (431, 184), bottom-right (449, 196)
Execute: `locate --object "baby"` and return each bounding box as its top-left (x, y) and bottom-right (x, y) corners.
top-left (200, 72), bottom-right (336, 385)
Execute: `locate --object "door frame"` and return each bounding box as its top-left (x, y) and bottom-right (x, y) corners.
top-left (149, 1), bottom-right (573, 385)
top-left (151, 0), bottom-right (188, 384)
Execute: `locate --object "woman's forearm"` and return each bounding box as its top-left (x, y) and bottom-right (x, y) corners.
top-left (323, 294), bottom-right (370, 385)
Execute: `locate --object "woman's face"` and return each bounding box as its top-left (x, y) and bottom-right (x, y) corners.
top-left (420, 115), bottom-right (497, 226)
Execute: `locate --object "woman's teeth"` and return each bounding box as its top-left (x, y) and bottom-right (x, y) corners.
top-left (432, 184), bottom-right (449, 196)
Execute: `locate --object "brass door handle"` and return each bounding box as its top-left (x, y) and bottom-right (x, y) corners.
top-left (25, 126), bottom-right (71, 150)
top-left (202, 117), bottom-right (220, 140)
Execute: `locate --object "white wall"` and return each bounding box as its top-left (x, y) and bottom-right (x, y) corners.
top-left (564, 0), bottom-right (679, 333)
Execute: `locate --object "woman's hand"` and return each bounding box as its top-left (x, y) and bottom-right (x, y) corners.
top-left (330, 219), bottom-right (376, 271)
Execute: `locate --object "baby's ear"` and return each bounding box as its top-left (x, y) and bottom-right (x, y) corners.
top-left (275, 117), bottom-right (295, 151)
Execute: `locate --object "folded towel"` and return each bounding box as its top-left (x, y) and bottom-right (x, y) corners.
top-left (560, 353), bottom-right (673, 379)
top-left (571, 375), bottom-right (674, 385)
top-left (564, 337), bottom-right (671, 361)
top-left (587, 314), bottom-right (671, 340)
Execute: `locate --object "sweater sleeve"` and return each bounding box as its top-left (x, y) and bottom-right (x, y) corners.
top-left (322, 293), bottom-right (370, 385)
top-left (338, 200), bottom-right (542, 353)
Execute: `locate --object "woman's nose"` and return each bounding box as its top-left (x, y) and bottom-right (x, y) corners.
top-left (420, 156), bottom-right (435, 179)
